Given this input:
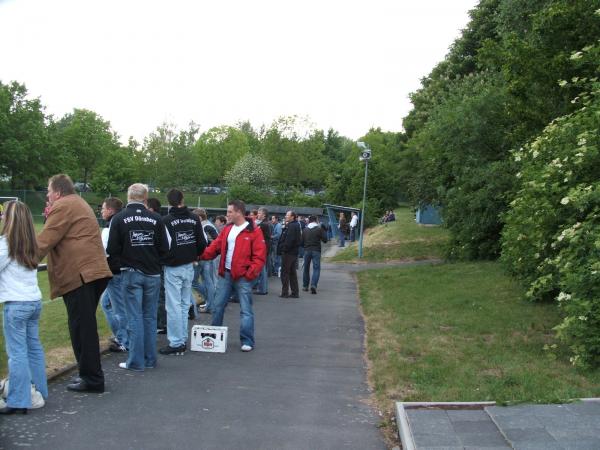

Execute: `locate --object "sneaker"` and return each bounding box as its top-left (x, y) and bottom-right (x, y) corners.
top-left (157, 328), bottom-right (167, 334)
top-left (241, 344), bottom-right (253, 352)
top-left (109, 343), bottom-right (127, 353)
top-left (310, 286), bottom-right (317, 294)
top-left (118, 362), bottom-right (127, 369)
top-left (302, 287), bottom-right (309, 292)
top-left (198, 304), bottom-right (209, 313)
top-left (159, 345), bottom-right (185, 356)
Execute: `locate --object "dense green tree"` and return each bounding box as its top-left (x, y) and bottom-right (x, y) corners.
top-left (53, 109), bottom-right (119, 186)
top-left (402, 0), bottom-right (600, 259)
top-left (194, 126), bottom-right (251, 185)
top-left (0, 81), bottom-right (50, 188)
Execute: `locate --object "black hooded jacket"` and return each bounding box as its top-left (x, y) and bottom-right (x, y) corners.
top-left (161, 206), bottom-right (207, 267)
top-left (107, 202), bottom-right (167, 275)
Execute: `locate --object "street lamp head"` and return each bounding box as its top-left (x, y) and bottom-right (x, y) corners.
top-left (358, 141), bottom-right (372, 161)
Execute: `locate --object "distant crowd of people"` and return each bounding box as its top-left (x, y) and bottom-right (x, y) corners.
top-left (0, 174), bottom-right (332, 413)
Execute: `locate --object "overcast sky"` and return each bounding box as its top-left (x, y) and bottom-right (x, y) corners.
top-left (0, 0), bottom-right (479, 142)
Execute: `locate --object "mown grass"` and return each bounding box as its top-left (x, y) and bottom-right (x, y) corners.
top-left (0, 222), bottom-right (111, 377)
top-left (329, 206), bottom-right (449, 262)
top-left (359, 262), bottom-right (600, 406)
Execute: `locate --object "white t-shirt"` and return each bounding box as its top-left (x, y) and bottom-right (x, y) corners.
top-left (350, 215), bottom-right (358, 228)
top-left (0, 237), bottom-right (42, 303)
top-left (225, 221), bottom-right (248, 270)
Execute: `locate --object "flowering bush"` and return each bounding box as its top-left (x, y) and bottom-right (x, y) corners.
top-left (501, 60), bottom-right (600, 366)
top-left (224, 153), bottom-right (273, 187)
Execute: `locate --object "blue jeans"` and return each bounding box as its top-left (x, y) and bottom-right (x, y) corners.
top-left (350, 227), bottom-right (356, 242)
top-left (121, 269), bottom-right (160, 371)
top-left (165, 263), bottom-right (194, 348)
top-left (192, 260), bottom-right (216, 312)
top-left (212, 272), bottom-right (254, 347)
top-left (100, 274), bottom-right (128, 348)
top-left (253, 264), bottom-right (268, 294)
top-left (100, 290), bottom-right (119, 340)
top-left (339, 232), bottom-right (345, 247)
top-left (3, 301), bottom-right (48, 407)
top-left (303, 250), bottom-right (321, 289)
top-left (268, 243), bottom-right (278, 276)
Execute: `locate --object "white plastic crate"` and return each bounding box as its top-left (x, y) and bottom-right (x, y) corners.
top-left (190, 325), bottom-right (228, 353)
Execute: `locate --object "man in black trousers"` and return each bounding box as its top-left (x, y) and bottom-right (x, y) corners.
top-left (277, 210), bottom-right (302, 298)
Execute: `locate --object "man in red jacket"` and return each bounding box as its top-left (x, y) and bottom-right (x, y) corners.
top-left (200, 200), bottom-right (266, 352)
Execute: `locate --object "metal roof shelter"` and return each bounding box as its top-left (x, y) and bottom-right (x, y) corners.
top-left (323, 203), bottom-right (361, 239)
top-left (245, 204), bottom-right (324, 219)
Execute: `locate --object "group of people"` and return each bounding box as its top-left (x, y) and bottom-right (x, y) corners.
top-left (0, 174), bottom-right (332, 414)
top-left (336, 211), bottom-right (359, 248)
top-left (380, 210), bottom-right (396, 224)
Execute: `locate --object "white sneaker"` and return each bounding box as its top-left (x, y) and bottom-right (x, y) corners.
top-left (118, 362), bottom-right (127, 369)
top-left (241, 344), bottom-right (253, 352)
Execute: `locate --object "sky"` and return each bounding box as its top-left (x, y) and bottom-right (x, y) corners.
top-left (0, 0), bottom-right (479, 142)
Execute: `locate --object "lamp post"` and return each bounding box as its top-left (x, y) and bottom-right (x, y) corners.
top-left (357, 141), bottom-right (371, 259)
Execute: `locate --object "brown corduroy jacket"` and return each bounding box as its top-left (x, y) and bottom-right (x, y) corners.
top-left (37, 194), bottom-right (112, 299)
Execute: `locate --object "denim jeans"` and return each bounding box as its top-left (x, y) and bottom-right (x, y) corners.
top-left (253, 264), bottom-right (268, 294)
top-left (2, 301), bottom-right (48, 408)
top-left (350, 227), bottom-right (356, 242)
top-left (100, 273), bottom-right (128, 348)
top-left (212, 271), bottom-right (254, 347)
top-left (339, 232), bottom-right (345, 247)
top-left (271, 244), bottom-right (281, 277)
top-left (192, 260), bottom-right (216, 312)
top-left (157, 268), bottom-right (167, 330)
top-left (164, 263), bottom-right (194, 348)
top-left (121, 269), bottom-right (160, 371)
top-left (303, 250), bottom-right (322, 289)
top-left (100, 290), bottom-right (119, 340)
top-left (268, 243), bottom-right (279, 276)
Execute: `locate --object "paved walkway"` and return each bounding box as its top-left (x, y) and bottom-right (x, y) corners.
top-left (0, 245), bottom-right (386, 450)
top-left (401, 402), bottom-right (600, 449)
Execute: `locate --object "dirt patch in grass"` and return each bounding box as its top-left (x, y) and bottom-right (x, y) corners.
top-left (45, 346), bottom-right (76, 377)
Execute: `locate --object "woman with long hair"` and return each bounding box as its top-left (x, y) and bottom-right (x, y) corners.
top-left (0, 200), bottom-right (47, 414)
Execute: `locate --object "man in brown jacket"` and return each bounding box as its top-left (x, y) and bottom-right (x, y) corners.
top-left (37, 174), bottom-right (112, 393)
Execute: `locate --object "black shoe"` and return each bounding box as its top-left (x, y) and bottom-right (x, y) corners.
top-left (159, 345), bottom-right (185, 356)
top-left (67, 381), bottom-right (105, 393)
top-left (254, 292), bottom-right (268, 295)
top-left (279, 293), bottom-right (289, 298)
top-left (157, 328), bottom-right (167, 334)
top-left (109, 343), bottom-right (127, 353)
top-left (310, 286), bottom-right (317, 294)
top-left (0, 406), bottom-right (27, 415)
top-left (302, 287), bottom-right (309, 292)
top-left (290, 294), bottom-right (299, 298)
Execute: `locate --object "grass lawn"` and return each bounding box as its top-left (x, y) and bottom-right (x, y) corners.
top-left (359, 262), bottom-right (600, 407)
top-left (0, 271), bottom-right (112, 378)
top-left (329, 206), bottom-right (448, 262)
top-left (0, 222), bottom-right (111, 378)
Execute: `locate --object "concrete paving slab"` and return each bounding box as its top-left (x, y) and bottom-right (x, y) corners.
top-left (565, 401), bottom-right (600, 415)
top-left (447, 410), bottom-right (490, 422)
top-left (0, 256), bottom-right (385, 450)
top-left (559, 437), bottom-right (600, 450)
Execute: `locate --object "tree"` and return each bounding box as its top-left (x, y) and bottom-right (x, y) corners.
top-left (0, 81), bottom-right (50, 188)
top-left (194, 126), bottom-right (251, 185)
top-left (53, 109), bottom-right (119, 186)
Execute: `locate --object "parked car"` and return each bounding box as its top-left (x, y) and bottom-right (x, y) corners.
top-left (74, 182), bottom-right (91, 192)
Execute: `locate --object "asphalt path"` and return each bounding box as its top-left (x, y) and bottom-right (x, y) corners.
top-left (0, 252), bottom-right (386, 450)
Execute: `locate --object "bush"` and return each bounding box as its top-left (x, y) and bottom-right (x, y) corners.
top-left (501, 75), bottom-right (600, 366)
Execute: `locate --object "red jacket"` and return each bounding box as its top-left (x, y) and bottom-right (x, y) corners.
top-left (200, 219), bottom-right (266, 281)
